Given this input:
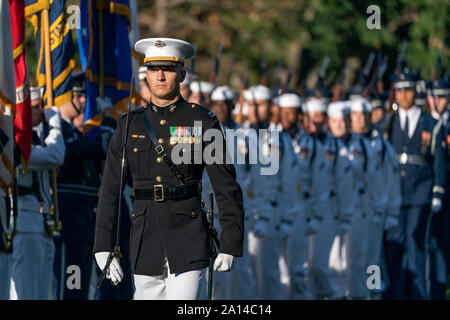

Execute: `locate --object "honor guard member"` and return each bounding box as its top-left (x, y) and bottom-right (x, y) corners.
top-left (72, 71), bottom-right (87, 129)
top-left (55, 84), bottom-right (117, 299)
top-left (12, 87), bottom-right (65, 299)
top-left (304, 98), bottom-right (353, 299)
top-left (94, 38), bottom-right (244, 300)
top-left (202, 85), bottom-right (257, 300)
top-left (189, 81), bottom-right (214, 109)
top-left (243, 84), bottom-right (287, 299)
top-left (180, 72), bottom-right (195, 101)
top-left (349, 97), bottom-right (395, 299)
top-left (277, 94), bottom-right (325, 299)
top-left (425, 78), bottom-right (449, 299)
top-left (139, 65), bottom-right (152, 106)
top-left (384, 70), bottom-right (446, 299)
top-left (0, 125), bottom-right (13, 299)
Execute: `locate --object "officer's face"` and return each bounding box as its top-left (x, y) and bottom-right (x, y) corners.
top-left (146, 65), bottom-right (185, 101)
top-left (350, 111), bottom-right (369, 134)
top-left (395, 88), bottom-right (416, 110)
top-left (280, 107), bottom-right (298, 130)
top-left (328, 116), bottom-right (348, 138)
top-left (211, 100), bottom-right (228, 123)
top-left (73, 92), bottom-right (86, 115)
top-left (31, 98), bottom-right (43, 127)
top-left (307, 111), bottom-right (326, 134)
top-left (247, 99), bottom-right (270, 124)
top-left (427, 95), bottom-right (448, 115)
top-left (371, 107), bottom-right (384, 124)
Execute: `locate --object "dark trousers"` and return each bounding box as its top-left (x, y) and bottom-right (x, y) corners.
top-left (53, 239), bottom-right (93, 300)
top-left (384, 205), bottom-right (446, 299)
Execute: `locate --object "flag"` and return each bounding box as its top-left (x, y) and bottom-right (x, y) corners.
top-left (129, 0), bottom-right (141, 95)
top-left (9, 0), bottom-right (32, 167)
top-left (78, 0), bottom-right (134, 133)
top-left (0, 0), bottom-right (16, 192)
top-left (25, 0), bottom-right (76, 107)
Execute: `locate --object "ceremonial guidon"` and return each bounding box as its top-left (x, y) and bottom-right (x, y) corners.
top-left (93, 38), bottom-right (245, 300)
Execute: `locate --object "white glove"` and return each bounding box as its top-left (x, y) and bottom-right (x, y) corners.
top-left (253, 219), bottom-right (268, 238)
top-left (213, 253), bottom-right (235, 272)
top-left (96, 96), bottom-right (113, 112)
top-left (372, 212), bottom-right (384, 226)
top-left (278, 222), bottom-right (292, 240)
top-left (306, 217), bottom-right (320, 235)
top-left (338, 221), bottom-right (351, 235)
top-left (44, 106), bottom-right (61, 130)
top-left (95, 252), bottom-right (123, 284)
top-left (431, 197), bottom-right (442, 214)
top-left (384, 216), bottom-right (399, 230)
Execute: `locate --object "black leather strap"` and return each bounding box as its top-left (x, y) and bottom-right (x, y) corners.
top-left (134, 180), bottom-right (202, 201)
top-left (140, 111), bottom-right (187, 184)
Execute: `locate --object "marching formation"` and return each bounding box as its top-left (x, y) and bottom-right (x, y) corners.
top-left (0, 32), bottom-right (449, 300)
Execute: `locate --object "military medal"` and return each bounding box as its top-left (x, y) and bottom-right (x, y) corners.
top-left (170, 125), bottom-right (202, 145)
top-left (421, 130), bottom-right (431, 153)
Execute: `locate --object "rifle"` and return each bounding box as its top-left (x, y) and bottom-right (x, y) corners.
top-left (187, 55), bottom-right (196, 75)
top-left (235, 75), bottom-right (249, 124)
top-left (281, 67), bottom-right (293, 94)
top-left (260, 46), bottom-right (267, 86)
top-left (356, 51), bottom-right (376, 88)
top-left (209, 43), bottom-right (223, 86)
top-left (362, 52), bottom-right (388, 98)
top-left (96, 70), bottom-right (135, 288)
top-left (387, 40), bottom-right (407, 111)
top-left (332, 63), bottom-right (349, 102)
top-left (314, 56), bottom-right (330, 98)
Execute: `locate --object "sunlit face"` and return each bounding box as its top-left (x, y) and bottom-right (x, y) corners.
top-left (73, 92), bottom-right (86, 116)
top-left (307, 111), bottom-right (326, 134)
top-left (31, 98), bottom-right (43, 127)
top-left (189, 91), bottom-right (211, 108)
top-left (427, 95), bottom-right (448, 116)
top-left (280, 107), bottom-right (298, 130)
top-left (210, 100), bottom-right (228, 124)
top-left (395, 88), bottom-right (416, 110)
top-left (139, 80), bottom-right (151, 104)
top-left (328, 116), bottom-right (348, 138)
top-left (146, 65), bottom-right (185, 101)
top-left (246, 99), bottom-right (270, 124)
top-left (351, 111), bottom-right (370, 134)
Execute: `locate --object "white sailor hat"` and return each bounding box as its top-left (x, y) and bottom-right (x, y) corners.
top-left (232, 101), bottom-right (248, 116)
top-left (138, 66), bottom-right (147, 81)
top-left (350, 97), bottom-right (372, 113)
top-left (304, 97), bottom-right (326, 113)
top-left (211, 85), bottom-right (236, 101)
top-left (134, 38), bottom-right (195, 67)
top-left (276, 93), bottom-right (302, 108)
top-left (244, 85), bottom-right (271, 101)
top-left (190, 81), bottom-right (214, 94)
top-left (30, 86), bottom-right (42, 101)
top-left (327, 101), bottom-right (350, 118)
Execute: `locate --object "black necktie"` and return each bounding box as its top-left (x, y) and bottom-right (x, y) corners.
top-left (404, 114), bottom-right (409, 138)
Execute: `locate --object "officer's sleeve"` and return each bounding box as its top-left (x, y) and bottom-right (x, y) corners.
top-left (431, 123), bottom-right (446, 201)
top-left (335, 143), bottom-right (354, 224)
top-left (384, 141), bottom-right (401, 220)
top-left (204, 118), bottom-right (245, 257)
top-left (279, 133), bottom-right (299, 224)
top-left (94, 116), bottom-right (127, 253)
top-left (27, 120), bottom-right (66, 171)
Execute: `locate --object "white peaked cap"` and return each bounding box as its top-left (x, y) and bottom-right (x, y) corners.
top-left (190, 81), bottom-right (214, 94)
top-left (350, 97), bottom-right (372, 113)
top-left (138, 66), bottom-right (147, 80)
top-left (30, 86), bottom-right (42, 101)
top-left (304, 97), bottom-right (326, 113)
top-left (134, 38), bottom-right (195, 66)
top-left (211, 85), bottom-right (236, 101)
top-left (232, 101), bottom-right (248, 116)
top-left (327, 101), bottom-right (350, 118)
top-left (244, 85), bottom-right (271, 101)
top-left (276, 93), bottom-right (302, 108)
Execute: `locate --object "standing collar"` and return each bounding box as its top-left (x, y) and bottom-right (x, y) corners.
top-left (149, 96), bottom-right (185, 116)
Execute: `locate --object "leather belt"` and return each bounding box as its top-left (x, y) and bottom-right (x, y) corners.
top-left (134, 180), bottom-right (202, 202)
top-left (396, 153), bottom-right (426, 165)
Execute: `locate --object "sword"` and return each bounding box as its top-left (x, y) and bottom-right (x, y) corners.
top-left (207, 192), bottom-right (216, 300)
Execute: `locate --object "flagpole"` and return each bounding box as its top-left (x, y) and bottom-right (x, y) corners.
top-left (98, 1), bottom-right (106, 98)
top-left (42, 6), bottom-right (61, 234)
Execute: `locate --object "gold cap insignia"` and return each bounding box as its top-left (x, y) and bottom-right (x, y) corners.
top-left (155, 40), bottom-right (166, 48)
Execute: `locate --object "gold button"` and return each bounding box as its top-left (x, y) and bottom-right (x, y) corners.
top-left (157, 157), bottom-right (163, 163)
top-left (156, 176), bottom-right (162, 183)
top-left (133, 147), bottom-right (138, 152)
top-left (191, 211), bottom-right (196, 216)
top-left (160, 119), bottom-right (166, 125)
top-left (158, 138), bottom-right (164, 144)
top-left (131, 213), bottom-right (135, 218)
top-left (191, 104), bottom-right (195, 108)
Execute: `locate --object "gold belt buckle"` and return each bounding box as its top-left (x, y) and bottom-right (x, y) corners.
top-left (154, 184), bottom-right (165, 202)
top-left (399, 152), bottom-right (408, 165)
top-left (39, 202), bottom-right (44, 214)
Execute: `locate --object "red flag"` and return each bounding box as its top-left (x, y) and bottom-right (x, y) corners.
top-left (9, 0), bottom-right (32, 166)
